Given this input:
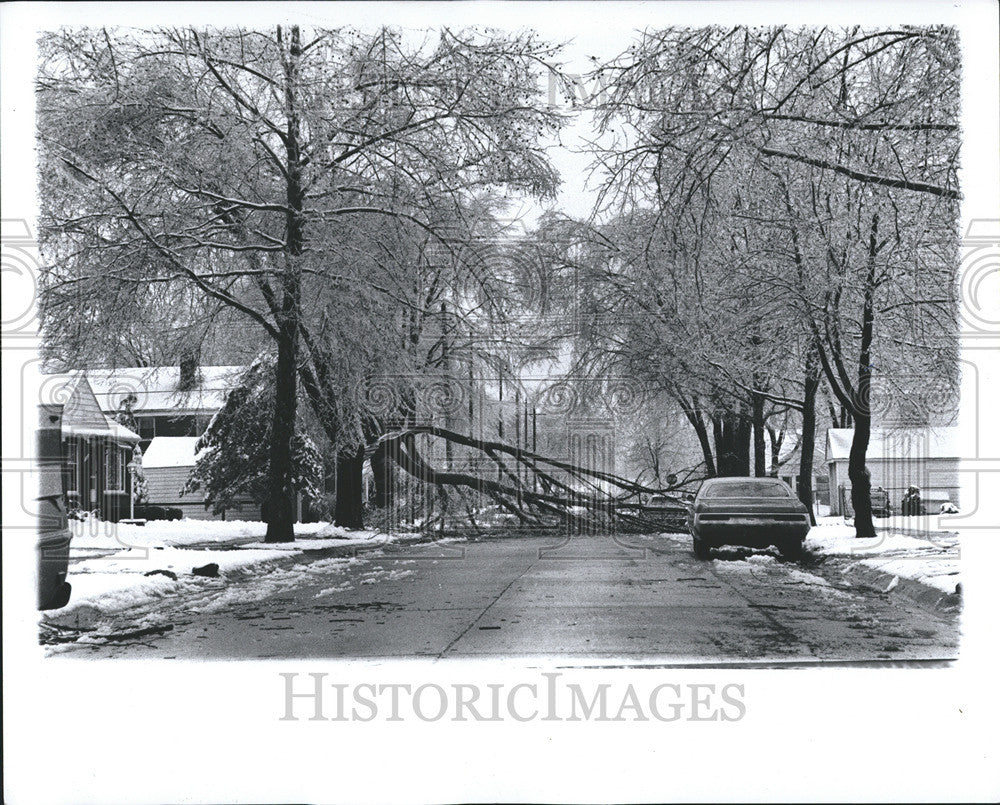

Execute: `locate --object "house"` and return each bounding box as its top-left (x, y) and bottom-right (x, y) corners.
top-left (46, 361), bottom-right (259, 521)
top-left (141, 436), bottom-right (260, 521)
top-left (40, 373), bottom-right (141, 522)
top-left (85, 360), bottom-right (244, 452)
top-left (825, 427), bottom-right (961, 515)
top-left (763, 429), bottom-right (829, 509)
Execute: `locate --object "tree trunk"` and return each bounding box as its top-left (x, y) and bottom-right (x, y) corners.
top-left (371, 441), bottom-right (390, 508)
top-left (850, 213), bottom-right (880, 539)
top-left (690, 412), bottom-right (716, 477)
top-left (848, 415), bottom-right (875, 537)
top-left (264, 321), bottom-right (298, 543)
top-left (713, 410), bottom-right (751, 476)
top-left (735, 413), bottom-right (752, 476)
top-left (264, 25), bottom-right (304, 544)
top-left (752, 391), bottom-right (766, 477)
top-left (712, 414), bottom-right (731, 475)
top-left (677, 393), bottom-right (716, 476)
top-left (335, 446), bottom-right (366, 529)
top-left (797, 349), bottom-right (821, 526)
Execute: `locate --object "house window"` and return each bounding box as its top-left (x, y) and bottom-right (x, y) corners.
top-left (105, 445), bottom-right (126, 492)
top-left (65, 438), bottom-right (79, 493)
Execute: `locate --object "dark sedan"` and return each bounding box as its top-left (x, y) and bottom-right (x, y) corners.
top-left (688, 477), bottom-right (810, 561)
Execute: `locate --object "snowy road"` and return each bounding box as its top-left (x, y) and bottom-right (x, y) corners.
top-left (46, 532), bottom-right (959, 662)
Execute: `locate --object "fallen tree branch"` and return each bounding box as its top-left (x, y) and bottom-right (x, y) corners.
top-left (377, 425), bottom-right (693, 533)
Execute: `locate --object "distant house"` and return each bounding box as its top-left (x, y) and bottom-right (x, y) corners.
top-left (142, 435), bottom-right (259, 521)
top-left (40, 373), bottom-right (141, 522)
top-left (763, 429), bottom-right (813, 495)
top-left (85, 361), bottom-right (244, 452)
top-left (825, 427), bottom-right (961, 515)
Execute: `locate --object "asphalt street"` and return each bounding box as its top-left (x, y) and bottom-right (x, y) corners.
top-left (49, 532), bottom-right (959, 662)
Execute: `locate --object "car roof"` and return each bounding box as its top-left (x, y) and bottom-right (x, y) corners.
top-left (698, 477), bottom-right (792, 491)
top-left (701, 477), bottom-right (788, 485)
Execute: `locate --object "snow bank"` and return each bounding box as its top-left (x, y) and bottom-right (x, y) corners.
top-left (241, 524), bottom-right (386, 551)
top-left (69, 518), bottom-right (334, 551)
top-left (51, 519), bottom-right (399, 620)
top-left (54, 545), bottom-right (292, 617)
top-left (181, 556), bottom-right (365, 614)
top-left (807, 517), bottom-right (960, 595)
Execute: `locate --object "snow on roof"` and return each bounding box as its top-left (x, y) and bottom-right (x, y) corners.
top-left (79, 366), bottom-right (245, 415)
top-left (826, 427), bottom-right (961, 463)
top-left (768, 428), bottom-right (803, 464)
top-left (141, 436), bottom-right (208, 469)
top-left (105, 417), bottom-right (141, 444)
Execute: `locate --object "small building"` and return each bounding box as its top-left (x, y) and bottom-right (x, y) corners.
top-left (40, 373), bottom-right (142, 522)
top-left (825, 427), bottom-right (961, 515)
top-left (142, 436), bottom-right (260, 521)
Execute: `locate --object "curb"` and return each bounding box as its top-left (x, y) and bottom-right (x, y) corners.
top-left (877, 525), bottom-right (959, 543)
top-left (837, 561), bottom-right (961, 614)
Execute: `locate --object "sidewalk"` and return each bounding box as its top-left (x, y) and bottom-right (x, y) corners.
top-left (807, 516), bottom-right (961, 611)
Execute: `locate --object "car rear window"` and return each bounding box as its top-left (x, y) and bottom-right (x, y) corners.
top-left (703, 481), bottom-right (791, 498)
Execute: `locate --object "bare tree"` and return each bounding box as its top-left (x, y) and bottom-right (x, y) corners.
top-left (37, 25), bottom-right (568, 539)
top-left (588, 26), bottom-right (960, 536)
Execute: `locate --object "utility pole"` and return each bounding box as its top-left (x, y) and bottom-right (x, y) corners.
top-left (515, 387), bottom-right (522, 507)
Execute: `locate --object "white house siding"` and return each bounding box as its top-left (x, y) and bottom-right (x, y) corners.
top-left (826, 427), bottom-right (960, 515)
top-left (828, 463), bottom-right (840, 510)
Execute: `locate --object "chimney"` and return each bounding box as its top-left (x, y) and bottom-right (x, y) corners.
top-left (178, 349), bottom-right (200, 391)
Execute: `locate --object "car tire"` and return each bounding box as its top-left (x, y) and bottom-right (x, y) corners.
top-left (692, 534), bottom-right (711, 559)
top-left (39, 580), bottom-right (71, 611)
top-left (780, 538), bottom-right (803, 562)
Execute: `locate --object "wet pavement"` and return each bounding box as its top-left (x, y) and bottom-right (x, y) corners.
top-left (45, 532), bottom-right (960, 662)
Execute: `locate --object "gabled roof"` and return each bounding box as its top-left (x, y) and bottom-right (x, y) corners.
top-left (71, 365), bottom-right (244, 416)
top-left (825, 427), bottom-right (961, 463)
top-left (40, 373), bottom-right (141, 444)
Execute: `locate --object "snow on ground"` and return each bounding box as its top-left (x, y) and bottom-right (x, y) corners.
top-left (49, 519), bottom-right (397, 621)
top-left (59, 546), bottom-right (292, 617)
top-left (179, 556), bottom-right (367, 615)
top-left (242, 523), bottom-right (387, 551)
top-left (654, 515), bottom-right (961, 596)
top-left (807, 516), bottom-right (960, 595)
top-left (711, 553), bottom-right (850, 598)
top-left (69, 518), bottom-right (333, 551)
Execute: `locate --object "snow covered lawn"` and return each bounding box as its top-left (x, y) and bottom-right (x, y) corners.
top-left (69, 518), bottom-right (334, 551)
top-left (807, 517), bottom-right (961, 595)
top-left (50, 519), bottom-right (392, 620)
